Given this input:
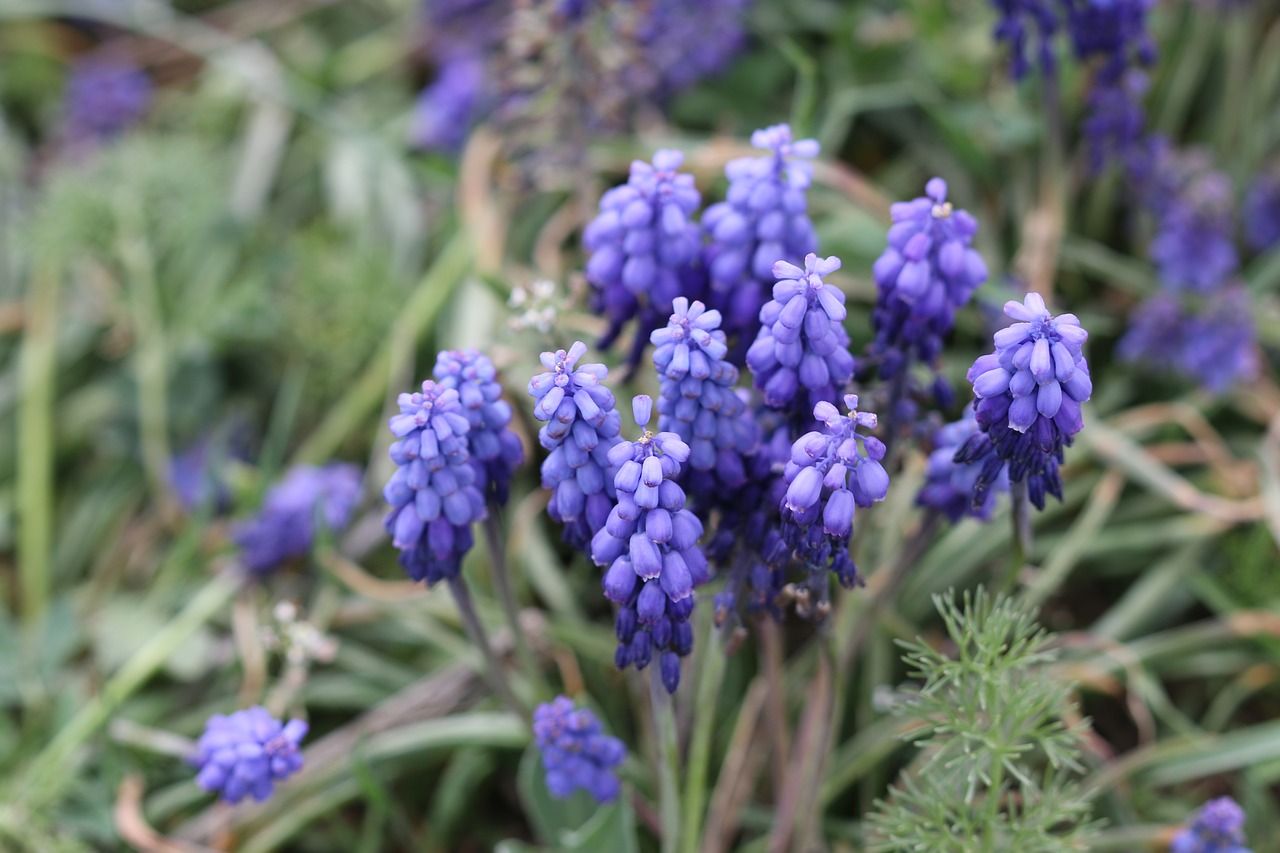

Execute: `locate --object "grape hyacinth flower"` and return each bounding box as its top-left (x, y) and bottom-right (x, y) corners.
top-left (746, 253), bottom-right (854, 420)
top-left (1119, 288), bottom-right (1258, 393)
top-left (637, 0), bottom-right (751, 93)
top-left (528, 343), bottom-right (622, 552)
top-left (409, 55), bottom-right (487, 153)
top-left (383, 382), bottom-right (487, 584)
top-left (917, 406), bottom-right (1009, 523)
top-left (532, 696), bottom-right (627, 803)
top-left (961, 293), bottom-right (1092, 510)
top-left (192, 707), bottom-right (307, 804)
top-left (1149, 160), bottom-right (1239, 291)
top-left (432, 349), bottom-right (524, 504)
top-left (865, 178), bottom-right (988, 381)
top-left (61, 57), bottom-right (151, 147)
top-left (703, 125), bottom-right (819, 349)
top-left (651, 297), bottom-right (759, 502)
top-left (1244, 171), bottom-right (1280, 253)
top-left (231, 463), bottom-right (362, 575)
top-left (991, 0), bottom-right (1060, 80)
top-left (1171, 796), bottom-right (1252, 853)
top-left (1065, 0), bottom-right (1157, 173)
top-left (780, 395), bottom-right (889, 617)
top-left (583, 150), bottom-right (703, 358)
top-left (591, 396), bottom-right (708, 693)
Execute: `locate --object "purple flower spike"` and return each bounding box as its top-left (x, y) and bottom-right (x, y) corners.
top-left (1244, 170), bottom-right (1280, 253)
top-left (409, 56), bottom-right (488, 153)
top-left (433, 349), bottom-right (525, 504)
top-left (1147, 155), bottom-right (1239, 292)
top-left (917, 405), bottom-right (1009, 523)
top-left (991, 0), bottom-right (1060, 80)
top-left (382, 381), bottom-right (487, 584)
top-left (232, 464), bottom-right (362, 575)
top-left (864, 178), bottom-right (988, 382)
top-left (528, 343), bottom-right (622, 553)
top-left (703, 124), bottom-right (820, 352)
top-left (61, 58), bottom-right (151, 147)
top-left (779, 394), bottom-right (888, 617)
top-left (651, 298), bottom-right (760, 506)
top-left (583, 150), bottom-right (704, 357)
top-left (533, 696), bottom-right (627, 804)
top-left (1120, 288), bottom-right (1258, 393)
top-left (1170, 796), bottom-right (1251, 853)
top-left (960, 293), bottom-right (1091, 510)
top-left (746, 253), bottom-right (854, 420)
top-left (192, 706), bottom-right (307, 804)
top-left (591, 396), bottom-right (705, 692)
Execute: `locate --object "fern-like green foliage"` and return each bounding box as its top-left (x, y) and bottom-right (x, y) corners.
top-left (866, 589), bottom-right (1099, 852)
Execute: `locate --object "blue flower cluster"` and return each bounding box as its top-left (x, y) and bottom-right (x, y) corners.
top-left (532, 696), bottom-right (627, 804)
top-left (866, 178), bottom-right (988, 381)
top-left (746, 254), bottom-right (853, 419)
top-left (651, 297), bottom-right (759, 502)
top-left (410, 0), bottom-right (751, 154)
top-left (192, 707), bottom-right (307, 804)
top-left (991, 0), bottom-right (1060, 80)
top-left (962, 293), bottom-right (1092, 509)
top-left (592, 396), bottom-right (707, 693)
top-left (61, 58), bottom-right (151, 148)
top-left (584, 150), bottom-right (703, 355)
top-left (1171, 796), bottom-right (1252, 853)
top-left (433, 349), bottom-right (524, 504)
top-left (917, 406), bottom-right (1009, 523)
top-left (781, 395), bottom-right (889, 612)
top-left (1120, 288), bottom-right (1258, 393)
top-left (1245, 170), bottom-right (1280, 253)
top-left (232, 463), bottom-right (362, 575)
top-left (528, 343), bottom-right (622, 552)
top-left (705, 125), bottom-right (820, 348)
top-left (1121, 145), bottom-right (1259, 393)
top-left (989, 0), bottom-right (1155, 174)
top-left (383, 382), bottom-right (487, 584)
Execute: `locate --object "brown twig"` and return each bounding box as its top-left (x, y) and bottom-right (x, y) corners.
top-left (116, 775), bottom-right (219, 853)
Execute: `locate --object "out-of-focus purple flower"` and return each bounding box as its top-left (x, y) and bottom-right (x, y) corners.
top-left (583, 150), bottom-right (703, 357)
top-left (991, 0), bottom-right (1060, 79)
top-left (1147, 156), bottom-right (1239, 291)
top-left (192, 707), bottom-right (306, 804)
top-left (1119, 288), bottom-right (1258, 393)
top-left (170, 426), bottom-right (251, 514)
top-left (638, 0), bottom-right (751, 93)
top-left (528, 343), bottom-right (622, 552)
top-left (651, 298), bottom-right (760, 504)
top-left (432, 349), bottom-right (524, 504)
top-left (232, 464), bottom-right (362, 575)
top-left (532, 696), bottom-right (627, 803)
top-left (383, 382), bottom-right (486, 584)
top-left (961, 293), bottom-right (1092, 509)
top-left (1065, 0), bottom-right (1157, 173)
top-left (779, 394), bottom-right (888, 618)
top-left (591, 396), bottom-right (707, 693)
top-left (746, 253), bottom-right (854, 419)
top-left (917, 405), bottom-right (1009, 522)
top-left (1244, 171), bottom-right (1280, 253)
top-left (410, 56), bottom-right (488, 153)
top-left (1170, 796), bottom-right (1251, 853)
top-left (865, 178), bottom-right (988, 381)
top-left (61, 57), bottom-right (151, 145)
top-left (420, 0), bottom-right (509, 61)
top-left (704, 125), bottom-right (820, 350)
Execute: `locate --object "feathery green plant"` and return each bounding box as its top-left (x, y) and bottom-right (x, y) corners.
top-left (867, 589), bottom-right (1099, 852)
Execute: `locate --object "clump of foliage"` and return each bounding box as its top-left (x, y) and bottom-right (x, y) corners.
top-left (868, 589), bottom-right (1099, 852)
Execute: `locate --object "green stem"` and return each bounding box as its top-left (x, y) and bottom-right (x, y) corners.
top-left (1003, 479), bottom-right (1032, 593)
top-left (24, 572), bottom-right (241, 804)
top-left (679, 618), bottom-right (727, 853)
top-left (17, 259), bottom-right (58, 623)
top-left (482, 512), bottom-right (548, 700)
top-left (650, 667), bottom-right (681, 853)
top-left (446, 576), bottom-right (529, 719)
